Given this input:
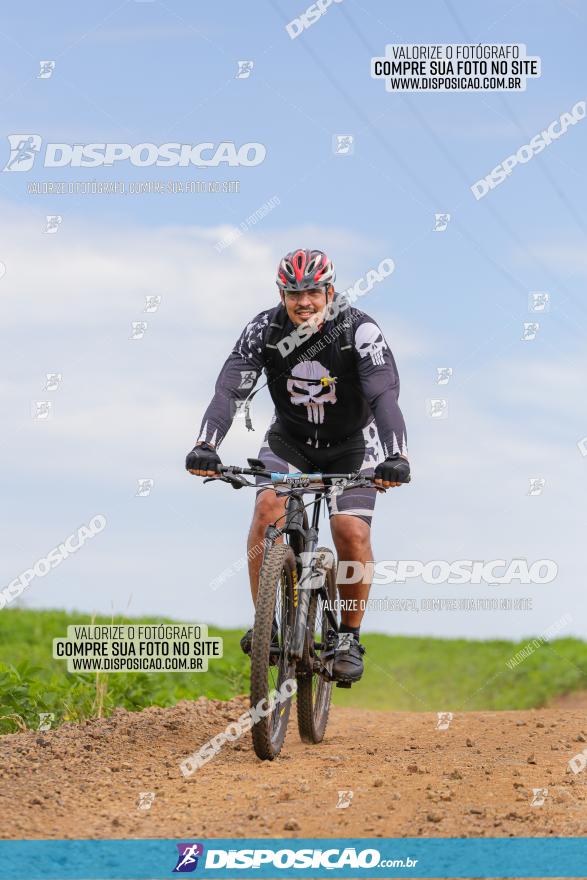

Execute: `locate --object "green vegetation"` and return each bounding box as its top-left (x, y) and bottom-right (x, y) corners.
top-left (0, 609), bottom-right (247, 734)
top-left (1, 609), bottom-right (586, 734)
top-left (333, 632), bottom-right (587, 712)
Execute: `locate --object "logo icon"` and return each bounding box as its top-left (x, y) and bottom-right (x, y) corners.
top-left (522, 322), bottom-right (539, 341)
top-left (530, 787), bottom-right (548, 806)
top-left (43, 373), bottom-right (62, 391)
top-left (528, 291), bottom-right (550, 312)
top-left (38, 712), bottom-right (55, 732)
top-left (137, 791), bottom-right (156, 810)
top-left (44, 215), bottom-right (62, 234)
top-left (136, 479), bottom-right (154, 497)
top-left (333, 134), bottom-right (354, 156)
top-left (144, 295), bottom-right (161, 313)
top-left (4, 134), bottom-right (42, 172)
top-left (32, 401), bottom-right (53, 421)
top-left (433, 213), bottom-right (451, 232)
top-left (435, 367), bottom-right (453, 385)
top-left (426, 398), bottom-right (448, 419)
top-left (569, 748), bottom-right (587, 775)
top-left (436, 712), bottom-right (454, 730)
top-left (436, 711), bottom-right (453, 730)
top-left (130, 321), bottom-right (148, 340)
top-left (231, 399), bottom-right (249, 420)
top-left (236, 61), bottom-right (254, 79)
top-left (336, 790), bottom-right (353, 809)
top-left (328, 477), bottom-right (349, 498)
top-left (173, 843), bottom-right (204, 873)
top-left (527, 478), bottom-right (545, 497)
top-left (238, 370), bottom-right (257, 390)
top-left (38, 61), bottom-right (56, 79)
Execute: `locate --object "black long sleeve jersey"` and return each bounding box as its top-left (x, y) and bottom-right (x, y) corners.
top-left (197, 300), bottom-right (408, 457)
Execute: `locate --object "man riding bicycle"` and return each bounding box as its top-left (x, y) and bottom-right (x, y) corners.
top-left (186, 248), bottom-right (410, 683)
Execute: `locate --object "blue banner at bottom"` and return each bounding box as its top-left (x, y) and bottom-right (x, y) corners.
top-left (0, 837), bottom-right (586, 879)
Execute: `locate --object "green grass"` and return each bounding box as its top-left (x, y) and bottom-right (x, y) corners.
top-left (0, 609), bottom-right (248, 734)
top-left (1, 609), bottom-right (586, 734)
top-left (333, 632), bottom-right (587, 712)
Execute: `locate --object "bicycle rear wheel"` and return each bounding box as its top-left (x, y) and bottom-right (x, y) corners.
top-left (250, 543), bottom-right (297, 760)
top-left (296, 546), bottom-right (337, 743)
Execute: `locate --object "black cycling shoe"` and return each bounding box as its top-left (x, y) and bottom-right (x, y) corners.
top-left (240, 624), bottom-right (280, 666)
top-left (331, 633), bottom-right (365, 683)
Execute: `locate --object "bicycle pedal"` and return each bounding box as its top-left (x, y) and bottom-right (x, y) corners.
top-left (336, 681), bottom-right (352, 689)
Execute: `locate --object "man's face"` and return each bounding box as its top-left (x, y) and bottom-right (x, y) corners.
top-left (280, 284), bottom-right (334, 327)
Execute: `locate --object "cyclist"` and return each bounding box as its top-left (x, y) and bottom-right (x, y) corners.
top-left (186, 249), bottom-right (410, 683)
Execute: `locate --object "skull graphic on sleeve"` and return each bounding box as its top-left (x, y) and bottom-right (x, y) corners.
top-left (361, 420), bottom-right (383, 465)
top-left (355, 322), bottom-right (388, 366)
top-left (287, 361), bottom-right (337, 424)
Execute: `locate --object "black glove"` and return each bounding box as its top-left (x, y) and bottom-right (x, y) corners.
top-left (185, 443), bottom-right (222, 474)
top-left (374, 454), bottom-right (410, 484)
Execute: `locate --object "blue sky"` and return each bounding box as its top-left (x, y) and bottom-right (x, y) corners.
top-left (1, 0), bottom-right (586, 639)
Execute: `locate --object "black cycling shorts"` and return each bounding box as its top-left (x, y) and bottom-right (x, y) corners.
top-left (254, 418), bottom-right (383, 526)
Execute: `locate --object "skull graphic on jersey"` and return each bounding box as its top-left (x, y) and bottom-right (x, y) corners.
top-left (286, 361), bottom-right (337, 424)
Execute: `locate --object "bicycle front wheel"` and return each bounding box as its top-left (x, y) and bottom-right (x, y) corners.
top-left (250, 543), bottom-right (297, 760)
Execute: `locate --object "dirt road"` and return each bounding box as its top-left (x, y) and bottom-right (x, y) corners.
top-left (1, 695), bottom-right (586, 840)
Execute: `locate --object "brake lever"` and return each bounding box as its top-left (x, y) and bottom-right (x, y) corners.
top-left (203, 473), bottom-right (248, 489)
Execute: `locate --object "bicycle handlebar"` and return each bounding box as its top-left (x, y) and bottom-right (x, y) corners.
top-left (203, 463), bottom-right (410, 491)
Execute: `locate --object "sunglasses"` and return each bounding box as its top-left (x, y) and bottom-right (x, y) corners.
top-left (282, 289), bottom-right (328, 302)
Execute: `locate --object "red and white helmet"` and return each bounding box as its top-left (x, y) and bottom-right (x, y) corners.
top-left (276, 248), bottom-right (336, 291)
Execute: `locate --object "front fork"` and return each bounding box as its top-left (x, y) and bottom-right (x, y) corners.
top-left (262, 493), bottom-right (336, 664)
top-left (290, 541), bottom-right (317, 662)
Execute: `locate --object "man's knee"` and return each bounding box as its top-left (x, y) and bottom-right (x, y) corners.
top-left (330, 514), bottom-right (371, 554)
top-left (253, 489), bottom-right (285, 525)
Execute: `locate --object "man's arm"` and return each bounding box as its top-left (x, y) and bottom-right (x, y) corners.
top-left (195, 311), bottom-right (269, 449)
top-left (353, 315), bottom-right (408, 460)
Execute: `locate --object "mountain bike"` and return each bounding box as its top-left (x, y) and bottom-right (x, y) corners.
top-left (205, 459), bottom-right (394, 761)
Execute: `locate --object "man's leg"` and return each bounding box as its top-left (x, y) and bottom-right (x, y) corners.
top-left (328, 497), bottom-right (376, 681)
top-left (247, 423), bottom-right (312, 603)
top-left (330, 514), bottom-right (374, 627)
top-left (242, 422), bottom-right (311, 658)
top-left (247, 489), bottom-right (287, 602)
